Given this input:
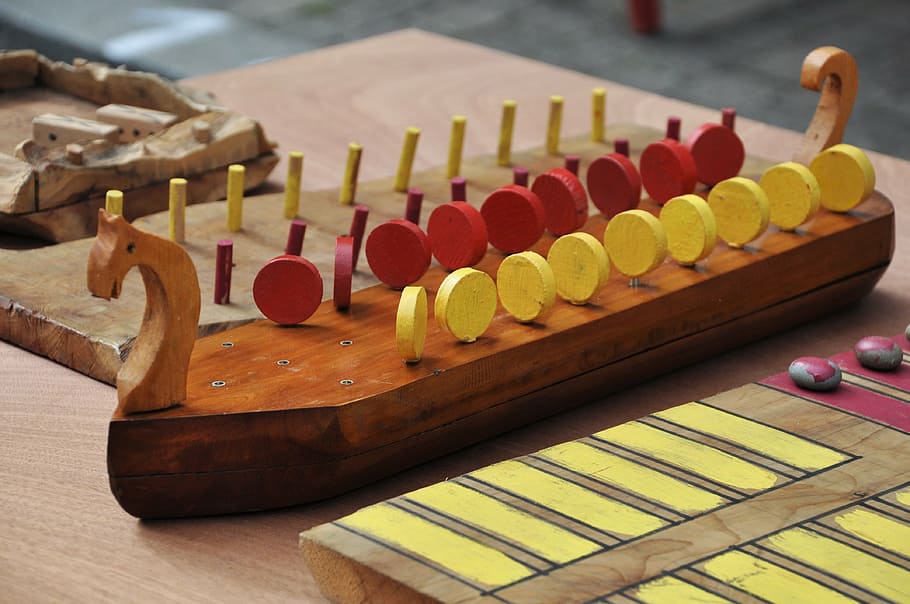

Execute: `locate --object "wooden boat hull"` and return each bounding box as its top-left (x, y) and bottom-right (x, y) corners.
top-left (107, 191), bottom-right (894, 518)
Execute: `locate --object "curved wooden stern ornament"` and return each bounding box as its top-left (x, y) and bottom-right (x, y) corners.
top-left (87, 209), bottom-right (201, 414)
top-left (792, 46), bottom-right (858, 166)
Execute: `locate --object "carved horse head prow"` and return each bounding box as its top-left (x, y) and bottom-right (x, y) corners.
top-left (87, 208), bottom-right (201, 415)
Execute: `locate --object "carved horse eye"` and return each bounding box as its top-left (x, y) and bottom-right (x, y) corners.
top-left (127, 242), bottom-right (136, 254)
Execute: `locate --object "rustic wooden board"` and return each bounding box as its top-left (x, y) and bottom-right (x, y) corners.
top-left (1, 124), bottom-right (758, 384)
top-left (301, 337), bottom-right (910, 603)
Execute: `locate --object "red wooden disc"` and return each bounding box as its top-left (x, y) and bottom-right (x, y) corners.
top-left (586, 152), bottom-right (642, 218)
top-left (365, 219), bottom-right (432, 288)
top-left (427, 201), bottom-right (489, 270)
top-left (252, 254), bottom-right (323, 325)
top-left (640, 139), bottom-right (698, 204)
top-left (686, 123), bottom-right (745, 186)
top-left (480, 185), bottom-right (546, 253)
top-left (530, 168), bottom-right (588, 235)
top-left (334, 236), bottom-right (353, 310)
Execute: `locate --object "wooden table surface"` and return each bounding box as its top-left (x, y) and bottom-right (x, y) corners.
top-left (1, 30), bottom-right (907, 602)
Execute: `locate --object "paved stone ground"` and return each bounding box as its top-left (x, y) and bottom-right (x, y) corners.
top-left (2, 0), bottom-right (908, 158)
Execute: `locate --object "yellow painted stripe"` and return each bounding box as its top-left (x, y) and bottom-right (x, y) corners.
top-left (767, 528), bottom-right (910, 602)
top-left (835, 508), bottom-right (910, 557)
top-left (340, 503), bottom-right (533, 587)
top-left (472, 460), bottom-right (665, 537)
top-left (704, 550), bottom-right (857, 603)
top-left (636, 576), bottom-right (732, 604)
top-left (655, 402), bottom-right (848, 471)
top-left (897, 488), bottom-right (910, 507)
top-left (539, 441), bottom-right (726, 514)
top-left (595, 421), bottom-right (778, 491)
top-left (406, 481), bottom-right (600, 564)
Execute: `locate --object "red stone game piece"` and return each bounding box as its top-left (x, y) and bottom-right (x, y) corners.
top-left (586, 146), bottom-right (641, 219)
top-left (214, 239), bottom-right (232, 304)
top-left (451, 177), bottom-right (467, 202)
top-left (640, 138), bottom-right (697, 204)
top-left (686, 108), bottom-right (745, 186)
top-left (284, 219), bottom-right (306, 256)
top-left (405, 188), bottom-right (423, 225)
top-left (334, 236), bottom-right (353, 310)
top-left (481, 185), bottom-right (546, 254)
top-left (564, 155), bottom-right (580, 176)
top-left (349, 204), bottom-right (369, 272)
top-left (365, 219), bottom-right (432, 288)
top-left (427, 201), bottom-right (488, 270)
top-left (530, 168), bottom-right (588, 235)
top-left (252, 254), bottom-right (323, 325)
top-left (513, 166), bottom-right (529, 187)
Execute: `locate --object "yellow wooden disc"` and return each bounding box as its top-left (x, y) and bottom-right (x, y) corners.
top-left (396, 286), bottom-right (427, 363)
top-left (546, 232), bottom-right (610, 305)
top-left (434, 268), bottom-right (497, 343)
top-left (659, 194), bottom-right (717, 266)
top-left (706, 176), bottom-right (770, 248)
top-left (760, 161), bottom-right (821, 231)
top-left (496, 251), bottom-right (556, 323)
top-left (809, 143), bottom-right (875, 212)
top-left (602, 209), bottom-right (667, 278)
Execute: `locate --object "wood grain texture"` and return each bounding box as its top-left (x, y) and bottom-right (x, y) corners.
top-left (2, 31), bottom-right (909, 602)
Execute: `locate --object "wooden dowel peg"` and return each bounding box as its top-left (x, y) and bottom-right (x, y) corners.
top-left (513, 166), bottom-right (529, 187)
top-left (591, 88), bottom-right (606, 142)
top-left (339, 142), bottom-right (363, 205)
top-left (451, 177), bottom-right (467, 202)
top-left (168, 177), bottom-right (186, 243)
top-left (226, 164), bottom-right (244, 232)
top-left (214, 239), bottom-right (233, 304)
top-left (564, 155), bottom-right (580, 176)
top-left (394, 127), bottom-right (420, 192)
top-left (192, 120), bottom-right (211, 143)
top-left (614, 138), bottom-right (630, 157)
top-left (666, 116), bottom-right (681, 141)
top-left (66, 143), bottom-right (84, 165)
top-left (447, 115), bottom-right (467, 179)
top-left (497, 100), bottom-right (516, 166)
top-left (722, 107), bottom-right (736, 131)
top-left (284, 151), bottom-right (304, 219)
top-left (546, 95), bottom-right (564, 155)
top-left (405, 188), bottom-right (423, 225)
top-left (285, 219), bottom-right (307, 256)
top-left (334, 236), bottom-right (354, 310)
top-left (105, 189), bottom-right (123, 215)
top-left (350, 204), bottom-right (369, 272)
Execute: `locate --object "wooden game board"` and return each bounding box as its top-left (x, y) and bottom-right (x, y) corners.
top-left (300, 336), bottom-right (910, 603)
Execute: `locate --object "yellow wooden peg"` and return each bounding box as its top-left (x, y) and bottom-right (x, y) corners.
top-left (760, 161), bottom-right (821, 231)
top-left (603, 209), bottom-right (667, 278)
top-left (809, 143), bottom-right (875, 212)
top-left (105, 189), bottom-right (123, 216)
top-left (226, 164), bottom-right (244, 232)
top-left (497, 100), bottom-right (516, 167)
top-left (168, 177), bottom-right (187, 243)
top-left (546, 95), bottom-right (564, 155)
top-left (707, 176), bottom-right (770, 248)
top-left (447, 116), bottom-right (467, 179)
top-left (284, 151), bottom-right (304, 219)
top-left (339, 142), bottom-right (362, 205)
top-left (396, 286), bottom-right (428, 363)
top-left (659, 194), bottom-right (717, 265)
top-left (496, 251), bottom-right (556, 323)
top-left (435, 268), bottom-right (497, 343)
top-left (547, 232), bottom-right (610, 305)
top-left (591, 88), bottom-right (606, 142)
top-left (394, 127), bottom-right (420, 192)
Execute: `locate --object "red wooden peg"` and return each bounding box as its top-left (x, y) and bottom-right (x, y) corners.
top-left (451, 177), bottom-right (467, 202)
top-left (666, 116), bottom-right (681, 141)
top-left (614, 138), bottom-right (631, 157)
top-left (629, 0), bottom-right (660, 33)
top-left (513, 166), bottom-right (529, 187)
top-left (686, 108), bottom-right (745, 186)
top-left (349, 204), bottom-right (369, 272)
top-left (284, 219), bottom-right (307, 256)
top-left (365, 219), bottom-right (432, 288)
top-left (405, 188), bottom-right (423, 225)
top-left (564, 155), bottom-right (580, 176)
top-left (481, 185), bottom-right (547, 254)
top-left (587, 149), bottom-right (641, 219)
top-left (531, 168), bottom-right (588, 235)
top-left (214, 239), bottom-right (233, 305)
top-left (334, 236), bottom-right (354, 310)
top-left (427, 202), bottom-right (488, 270)
top-left (640, 139), bottom-right (697, 204)
top-left (252, 254), bottom-right (323, 325)
top-left (722, 107), bottom-right (736, 130)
